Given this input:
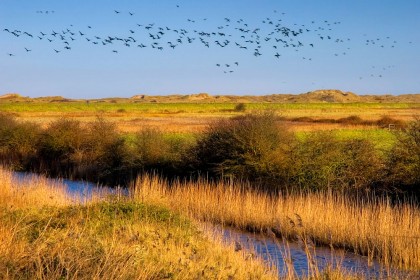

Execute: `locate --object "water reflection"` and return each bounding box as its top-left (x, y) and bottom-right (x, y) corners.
top-left (214, 225), bottom-right (417, 279)
top-left (13, 172), bottom-right (128, 202)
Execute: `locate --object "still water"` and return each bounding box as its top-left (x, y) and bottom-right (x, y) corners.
top-left (216, 225), bottom-right (394, 278)
top-left (13, 172), bottom-right (418, 279)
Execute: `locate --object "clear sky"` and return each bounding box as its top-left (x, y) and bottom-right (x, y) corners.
top-left (1, 0), bottom-right (419, 98)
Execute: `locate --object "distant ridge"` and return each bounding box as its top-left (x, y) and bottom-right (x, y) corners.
top-left (0, 93), bottom-right (22, 99)
top-left (127, 90), bottom-right (419, 103)
top-left (1, 90), bottom-right (419, 103)
top-left (298, 90), bottom-right (361, 103)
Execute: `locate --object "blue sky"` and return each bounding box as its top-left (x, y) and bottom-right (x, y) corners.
top-left (1, 0), bottom-right (419, 98)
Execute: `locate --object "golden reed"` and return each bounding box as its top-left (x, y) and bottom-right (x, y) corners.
top-left (132, 174), bottom-right (420, 270)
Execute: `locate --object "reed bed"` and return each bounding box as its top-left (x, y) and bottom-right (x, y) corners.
top-left (0, 167), bottom-right (278, 279)
top-left (0, 168), bottom-right (71, 209)
top-left (132, 174), bottom-right (420, 270)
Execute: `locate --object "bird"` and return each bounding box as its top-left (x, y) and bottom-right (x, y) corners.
top-left (2, 5), bottom-right (401, 82)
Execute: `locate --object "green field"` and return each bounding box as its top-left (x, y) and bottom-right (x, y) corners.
top-left (0, 100), bottom-right (418, 113)
top-left (295, 129), bottom-right (397, 151)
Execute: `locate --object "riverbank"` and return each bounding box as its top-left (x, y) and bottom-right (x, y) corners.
top-left (0, 168), bottom-right (278, 279)
top-left (2, 167), bottom-right (419, 279)
top-left (132, 174), bottom-right (420, 271)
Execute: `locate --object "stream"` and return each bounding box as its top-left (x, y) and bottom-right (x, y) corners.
top-left (12, 172), bottom-right (418, 279)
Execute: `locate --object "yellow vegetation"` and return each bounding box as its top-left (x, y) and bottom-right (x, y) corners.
top-left (0, 168), bottom-right (278, 279)
top-left (133, 174), bottom-right (420, 270)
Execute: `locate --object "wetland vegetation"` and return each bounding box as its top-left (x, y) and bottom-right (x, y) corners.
top-left (0, 92), bottom-right (419, 278)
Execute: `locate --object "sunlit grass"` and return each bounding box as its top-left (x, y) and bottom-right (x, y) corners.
top-left (295, 129), bottom-right (396, 151)
top-left (2, 167), bottom-right (418, 279)
top-left (133, 174), bottom-right (420, 271)
top-left (0, 100), bottom-right (417, 113)
top-left (0, 168), bottom-right (278, 280)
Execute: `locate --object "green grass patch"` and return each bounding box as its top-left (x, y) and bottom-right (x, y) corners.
top-left (0, 101), bottom-right (417, 113)
top-left (295, 129), bottom-right (396, 151)
top-left (334, 129), bottom-right (396, 151)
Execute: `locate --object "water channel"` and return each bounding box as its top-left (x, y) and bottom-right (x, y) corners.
top-left (12, 172), bottom-right (418, 279)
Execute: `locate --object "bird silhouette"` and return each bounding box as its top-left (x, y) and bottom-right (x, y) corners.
top-left (1, 5), bottom-right (408, 81)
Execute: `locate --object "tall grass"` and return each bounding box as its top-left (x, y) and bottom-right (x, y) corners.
top-left (0, 168), bottom-right (71, 209)
top-left (0, 167), bottom-right (278, 279)
top-left (132, 175), bottom-right (420, 270)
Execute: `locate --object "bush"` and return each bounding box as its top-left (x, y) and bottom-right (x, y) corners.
top-left (234, 103), bottom-right (246, 112)
top-left (0, 114), bottom-right (41, 169)
top-left (337, 115), bottom-right (364, 125)
top-left (82, 117), bottom-right (133, 184)
top-left (386, 118), bottom-right (420, 191)
top-left (189, 112), bottom-right (294, 183)
top-left (133, 127), bottom-right (171, 168)
top-left (289, 132), bottom-right (383, 191)
top-left (36, 118), bottom-right (86, 175)
top-left (376, 115), bottom-right (405, 129)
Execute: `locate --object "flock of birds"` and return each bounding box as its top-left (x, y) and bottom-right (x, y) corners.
top-left (2, 5), bottom-right (409, 78)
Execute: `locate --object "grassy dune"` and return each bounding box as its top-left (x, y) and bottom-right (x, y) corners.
top-left (0, 168), bottom-right (278, 280)
top-left (133, 175), bottom-right (420, 271)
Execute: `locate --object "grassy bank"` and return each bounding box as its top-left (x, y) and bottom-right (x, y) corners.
top-left (0, 168), bottom-right (278, 279)
top-left (133, 175), bottom-right (420, 271)
top-left (2, 167), bottom-right (417, 279)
